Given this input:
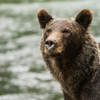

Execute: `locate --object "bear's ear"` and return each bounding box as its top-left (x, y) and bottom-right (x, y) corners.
top-left (75, 9), bottom-right (93, 30)
top-left (37, 9), bottom-right (53, 29)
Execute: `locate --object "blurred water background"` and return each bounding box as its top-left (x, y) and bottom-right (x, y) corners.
top-left (0, 0), bottom-right (100, 100)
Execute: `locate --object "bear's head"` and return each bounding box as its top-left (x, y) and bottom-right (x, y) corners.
top-left (37, 9), bottom-right (92, 59)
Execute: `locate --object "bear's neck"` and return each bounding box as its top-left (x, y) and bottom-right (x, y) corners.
top-left (44, 34), bottom-right (100, 99)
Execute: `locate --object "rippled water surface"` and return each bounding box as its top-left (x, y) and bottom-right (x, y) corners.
top-left (0, 0), bottom-right (100, 100)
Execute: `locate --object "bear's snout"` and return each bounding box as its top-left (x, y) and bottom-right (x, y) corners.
top-left (45, 38), bottom-right (57, 51)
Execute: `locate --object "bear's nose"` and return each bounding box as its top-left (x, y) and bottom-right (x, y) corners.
top-left (45, 38), bottom-right (57, 51)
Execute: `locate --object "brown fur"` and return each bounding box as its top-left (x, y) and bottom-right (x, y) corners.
top-left (76, 9), bottom-right (92, 30)
top-left (37, 9), bottom-right (53, 29)
top-left (98, 43), bottom-right (100, 48)
top-left (37, 9), bottom-right (100, 100)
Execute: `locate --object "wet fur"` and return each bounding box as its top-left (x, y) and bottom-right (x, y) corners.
top-left (40, 32), bottom-right (100, 100)
top-left (38, 9), bottom-right (100, 100)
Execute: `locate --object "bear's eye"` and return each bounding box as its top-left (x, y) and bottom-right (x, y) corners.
top-left (62, 29), bottom-right (71, 34)
top-left (47, 29), bottom-right (51, 33)
top-left (46, 29), bottom-right (51, 35)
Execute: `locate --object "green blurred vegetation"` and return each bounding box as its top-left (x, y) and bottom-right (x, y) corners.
top-left (0, 0), bottom-right (79, 3)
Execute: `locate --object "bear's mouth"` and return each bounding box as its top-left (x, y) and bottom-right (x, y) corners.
top-left (50, 53), bottom-right (63, 57)
top-left (44, 45), bottom-right (63, 57)
top-left (45, 51), bottom-right (63, 58)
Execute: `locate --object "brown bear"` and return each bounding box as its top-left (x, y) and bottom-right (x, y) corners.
top-left (37, 9), bottom-right (100, 100)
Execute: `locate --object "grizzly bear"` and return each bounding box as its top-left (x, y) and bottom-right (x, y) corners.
top-left (37, 9), bottom-right (100, 100)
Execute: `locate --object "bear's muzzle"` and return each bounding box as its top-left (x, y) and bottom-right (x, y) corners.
top-left (45, 38), bottom-right (57, 51)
